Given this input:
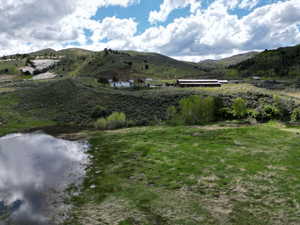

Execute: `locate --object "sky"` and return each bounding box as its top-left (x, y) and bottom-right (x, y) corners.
top-left (0, 0), bottom-right (300, 61)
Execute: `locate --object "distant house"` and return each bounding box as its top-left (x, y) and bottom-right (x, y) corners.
top-left (109, 80), bottom-right (134, 88)
top-left (252, 76), bottom-right (261, 80)
top-left (176, 79), bottom-right (228, 87)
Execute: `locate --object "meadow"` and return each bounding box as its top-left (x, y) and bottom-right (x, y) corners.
top-left (65, 122), bottom-right (300, 225)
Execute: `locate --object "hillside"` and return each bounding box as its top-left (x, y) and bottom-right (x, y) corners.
top-left (230, 44), bottom-right (300, 78)
top-left (198, 52), bottom-right (259, 70)
top-left (53, 49), bottom-right (210, 80)
top-left (217, 52), bottom-right (259, 66)
top-left (2, 45), bottom-right (300, 80)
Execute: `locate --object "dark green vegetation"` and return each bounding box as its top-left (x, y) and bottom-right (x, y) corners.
top-left (0, 78), bottom-right (298, 135)
top-left (65, 122), bottom-right (300, 225)
top-left (231, 44), bottom-right (300, 78)
top-left (0, 90), bottom-right (55, 136)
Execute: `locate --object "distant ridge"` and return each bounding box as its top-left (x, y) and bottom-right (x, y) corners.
top-left (230, 44), bottom-right (300, 77)
top-left (199, 51), bottom-right (259, 67)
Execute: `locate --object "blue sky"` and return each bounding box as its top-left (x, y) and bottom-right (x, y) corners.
top-left (92, 1), bottom-right (193, 35)
top-left (0, 0), bottom-right (300, 60)
top-left (91, 0), bottom-right (286, 34)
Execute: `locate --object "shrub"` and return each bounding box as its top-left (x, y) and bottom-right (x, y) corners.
top-left (166, 106), bottom-right (183, 125)
top-left (178, 95), bottom-right (216, 125)
top-left (106, 112), bottom-right (127, 129)
top-left (166, 106), bottom-right (177, 120)
top-left (247, 109), bottom-right (259, 119)
top-left (92, 105), bottom-right (108, 119)
top-left (256, 104), bottom-right (281, 121)
top-left (94, 118), bottom-right (108, 130)
top-left (218, 107), bottom-right (234, 120)
top-left (232, 98), bottom-right (247, 118)
top-left (291, 108), bottom-right (300, 122)
top-left (94, 112), bottom-right (127, 130)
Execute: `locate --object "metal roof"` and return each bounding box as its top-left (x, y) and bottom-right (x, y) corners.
top-left (177, 79), bottom-right (219, 82)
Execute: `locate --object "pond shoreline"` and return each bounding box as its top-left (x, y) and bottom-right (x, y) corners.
top-left (24, 125), bottom-right (91, 141)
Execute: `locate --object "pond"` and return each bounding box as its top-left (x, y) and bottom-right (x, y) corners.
top-left (0, 133), bottom-right (89, 225)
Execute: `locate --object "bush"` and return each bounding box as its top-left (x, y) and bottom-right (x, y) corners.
top-left (166, 106), bottom-right (177, 120)
top-left (218, 107), bottom-right (234, 120)
top-left (170, 95), bottom-right (216, 125)
top-left (256, 104), bottom-right (281, 121)
top-left (247, 109), bottom-right (259, 119)
top-left (166, 106), bottom-right (183, 125)
top-left (232, 98), bottom-right (247, 118)
top-left (94, 112), bottom-right (127, 130)
top-left (106, 112), bottom-right (127, 129)
top-left (291, 108), bottom-right (300, 122)
top-left (94, 118), bottom-right (108, 130)
top-left (92, 105), bottom-right (108, 119)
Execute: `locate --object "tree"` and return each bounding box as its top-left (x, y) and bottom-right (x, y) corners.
top-left (232, 98), bottom-right (247, 118)
top-left (104, 48), bottom-right (109, 56)
top-left (97, 77), bottom-right (109, 85)
top-left (112, 76), bottom-right (119, 83)
top-left (178, 95), bottom-right (216, 125)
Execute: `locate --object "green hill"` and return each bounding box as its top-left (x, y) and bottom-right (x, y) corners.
top-left (30, 48), bottom-right (57, 56)
top-left (57, 48), bottom-right (95, 56)
top-left (217, 52), bottom-right (259, 66)
top-left (230, 44), bottom-right (300, 78)
top-left (53, 49), bottom-right (210, 80)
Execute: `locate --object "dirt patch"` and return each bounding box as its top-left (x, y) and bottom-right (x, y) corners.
top-left (73, 197), bottom-right (147, 225)
top-left (193, 123), bottom-right (252, 131)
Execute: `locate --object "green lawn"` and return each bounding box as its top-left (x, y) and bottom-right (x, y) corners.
top-left (67, 122), bottom-right (300, 225)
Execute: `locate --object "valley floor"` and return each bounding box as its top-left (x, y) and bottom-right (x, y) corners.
top-left (66, 122), bottom-right (300, 225)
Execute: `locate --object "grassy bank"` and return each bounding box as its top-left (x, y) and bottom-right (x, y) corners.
top-left (66, 122), bottom-right (300, 225)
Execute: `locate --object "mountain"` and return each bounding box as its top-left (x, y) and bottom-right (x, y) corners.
top-left (230, 44), bottom-right (300, 78)
top-left (216, 52), bottom-right (260, 66)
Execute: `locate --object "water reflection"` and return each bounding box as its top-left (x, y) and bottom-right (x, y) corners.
top-left (0, 133), bottom-right (88, 225)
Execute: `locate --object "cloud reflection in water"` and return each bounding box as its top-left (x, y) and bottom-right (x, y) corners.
top-left (0, 133), bottom-right (88, 225)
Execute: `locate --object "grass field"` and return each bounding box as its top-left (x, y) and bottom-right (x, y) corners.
top-left (0, 60), bottom-right (25, 75)
top-left (66, 122), bottom-right (300, 225)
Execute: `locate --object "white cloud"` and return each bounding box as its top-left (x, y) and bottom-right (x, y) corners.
top-left (132, 0), bottom-right (300, 61)
top-left (89, 17), bottom-right (137, 42)
top-left (0, 0), bottom-right (139, 54)
top-left (148, 0), bottom-right (201, 24)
